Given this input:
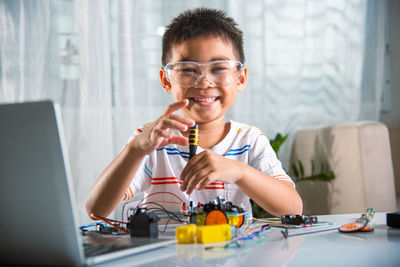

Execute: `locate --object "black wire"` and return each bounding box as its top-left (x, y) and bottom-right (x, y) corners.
top-left (145, 207), bottom-right (183, 223)
top-left (142, 207), bottom-right (183, 233)
top-left (159, 217), bottom-right (173, 233)
top-left (135, 201), bottom-right (187, 234)
top-left (145, 207), bottom-right (182, 222)
top-left (139, 201), bottom-right (184, 223)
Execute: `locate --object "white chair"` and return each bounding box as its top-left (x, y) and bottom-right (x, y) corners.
top-left (290, 121), bottom-right (397, 215)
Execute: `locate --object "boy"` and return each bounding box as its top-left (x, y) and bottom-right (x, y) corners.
top-left (85, 8), bottom-right (302, 220)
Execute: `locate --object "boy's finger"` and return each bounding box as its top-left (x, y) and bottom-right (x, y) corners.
top-left (181, 150), bottom-right (206, 179)
top-left (162, 99), bottom-right (189, 117)
top-left (180, 153), bottom-right (200, 180)
top-left (161, 119), bottom-right (187, 132)
top-left (186, 170), bottom-right (213, 194)
top-left (168, 136), bottom-right (189, 146)
top-left (181, 156), bottom-right (206, 188)
top-left (168, 113), bottom-right (195, 127)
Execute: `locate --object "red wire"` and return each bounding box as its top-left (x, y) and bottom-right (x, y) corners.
top-left (90, 214), bottom-right (130, 234)
top-left (136, 191), bottom-right (184, 207)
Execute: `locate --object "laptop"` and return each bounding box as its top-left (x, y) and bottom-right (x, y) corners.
top-left (0, 101), bottom-right (176, 266)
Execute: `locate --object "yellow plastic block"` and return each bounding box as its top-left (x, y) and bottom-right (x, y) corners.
top-left (176, 224), bottom-right (197, 244)
top-left (228, 214), bottom-right (241, 227)
top-left (196, 213), bottom-right (206, 225)
top-left (196, 224), bottom-right (231, 243)
top-left (176, 224), bottom-right (234, 244)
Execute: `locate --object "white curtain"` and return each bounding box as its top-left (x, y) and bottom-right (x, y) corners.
top-left (0, 0), bottom-right (388, 224)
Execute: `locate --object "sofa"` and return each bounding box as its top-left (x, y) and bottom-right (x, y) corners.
top-left (290, 121), bottom-right (399, 215)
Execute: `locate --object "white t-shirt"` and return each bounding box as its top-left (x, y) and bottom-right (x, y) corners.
top-left (123, 120), bottom-right (293, 212)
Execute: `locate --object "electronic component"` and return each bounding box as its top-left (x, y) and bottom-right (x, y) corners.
top-left (127, 208), bottom-right (160, 238)
top-left (176, 224), bottom-right (237, 244)
top-left (339, 208), bottom-right (375, 233)
top-left (338, 222), bottom-right (366, 233)
top-left (281, 214), bottom-right (318, 225)
top-left (356, 208), bottom-right (375, 225)
top-left (80, 222), bottom-right (121, 235)
top-left (185, 196), bottom-right (247, 227)
top-left (386, 211), bottom-right (400, 228)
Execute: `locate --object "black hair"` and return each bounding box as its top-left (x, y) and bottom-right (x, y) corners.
top-left (161, 7), bottom-right (244, 65)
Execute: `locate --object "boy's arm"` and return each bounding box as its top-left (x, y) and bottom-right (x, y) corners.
top-left (85, 144), bottom-right (146, 218)
top-left (85, 100), bottom-right (195, 218)
top-left (235, 164), bottom-right (303, 216)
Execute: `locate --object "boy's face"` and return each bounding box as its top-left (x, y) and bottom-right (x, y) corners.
top-left (159, 36), bottom-right (247, 125)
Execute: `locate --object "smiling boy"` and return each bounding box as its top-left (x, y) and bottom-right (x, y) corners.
top-left (85, 8), bottom-right (302, 219)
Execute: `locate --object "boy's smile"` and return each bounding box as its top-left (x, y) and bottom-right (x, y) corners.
top-left (160, 36), bottom-right (247, 127)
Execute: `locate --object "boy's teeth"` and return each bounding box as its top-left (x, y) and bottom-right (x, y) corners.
top-left (194, 97), bottom-right (216, 103)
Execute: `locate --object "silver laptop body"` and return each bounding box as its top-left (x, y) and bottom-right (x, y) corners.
top-left (0, 101), bottom-right (175, 266)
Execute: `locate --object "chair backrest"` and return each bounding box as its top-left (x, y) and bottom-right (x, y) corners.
top-left (290, 121), bottom-right (397, 215)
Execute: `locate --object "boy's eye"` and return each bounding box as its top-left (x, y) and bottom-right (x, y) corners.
top-left (180, 67), bottom-right (197, 73)
top-left (212, 66), bottom-right (227, 72)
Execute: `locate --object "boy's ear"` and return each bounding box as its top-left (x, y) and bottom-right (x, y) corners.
top-left (159, 68), bottom-right (172, 93)
top-left (236, 66), bottom-right (248, 92)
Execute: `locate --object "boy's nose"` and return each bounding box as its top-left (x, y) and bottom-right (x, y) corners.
top-left (194, 75), bottom-right (217, 88)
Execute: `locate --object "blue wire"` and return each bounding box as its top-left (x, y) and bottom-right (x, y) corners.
top-left (80, 222), bottom-right (108, 229)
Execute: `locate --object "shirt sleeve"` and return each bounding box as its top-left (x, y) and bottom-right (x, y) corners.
top-left (121, 126), bottom-right (152, 202)
top-left (249, 133), bottom-right (295, 187)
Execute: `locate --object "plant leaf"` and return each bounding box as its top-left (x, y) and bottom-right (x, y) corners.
top-left (296, 171), bottom-right (335, 183)
top-left (270, 133), bottom-right (288, 154)
top-left (298, 160), bottom-right (304, 177)
top-left (292, 162), bottom-right (299, 178)
top-left (311, 160), bottom-right (315, 175)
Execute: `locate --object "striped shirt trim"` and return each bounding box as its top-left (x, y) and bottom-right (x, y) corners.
top-left (151, 177), bottom-right (224, 189)
top-left (204, 182), bottom-right (225, 190)
top-left (151, 177), bottom-right (182, 185)
top-left (157, 147), bottom-right (189, 159)
top-left (273, 175), bottom-right (295, 186)
top-left (144, 163), bottom-right (152, 179)
top-left (223, 145), bottom-right (250, 156)
top-left (251, 155), bottom-right (264, 167)
top-left (123, 185), bottom-right (134, 201)
top-left (157, 145), bottom-right (250, 159)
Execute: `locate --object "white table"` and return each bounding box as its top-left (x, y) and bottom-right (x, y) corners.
top-left (97, 212), bottom-right (400, 266)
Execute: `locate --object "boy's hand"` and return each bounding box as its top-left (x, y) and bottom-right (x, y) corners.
top-left (180, 150), bottom-right (245, 194)
top-left (130, 99), bottom-right (195, 156)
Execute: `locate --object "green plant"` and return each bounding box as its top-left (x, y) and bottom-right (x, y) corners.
top-left (291, 160), bottom-right (335, 183)
top-left (270, 133), bottom-right (288, 155)
top-left (251, 133), bottom-right (335, 218)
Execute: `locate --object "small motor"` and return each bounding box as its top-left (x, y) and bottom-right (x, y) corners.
top-left (128, 208), bottom-right (160, 238)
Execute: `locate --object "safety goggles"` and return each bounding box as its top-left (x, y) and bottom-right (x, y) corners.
top-left (163, 60), bottom-right (245, 88)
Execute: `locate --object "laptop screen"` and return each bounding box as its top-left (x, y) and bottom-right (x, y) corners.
top-left (0, 101), bottom-right (84, 265)
top-left (0, 101), bottom-right (177, 266)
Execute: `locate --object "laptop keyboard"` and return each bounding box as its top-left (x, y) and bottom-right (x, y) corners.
top-left (83, 242), bottom-right (134, 258)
